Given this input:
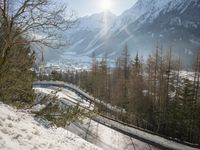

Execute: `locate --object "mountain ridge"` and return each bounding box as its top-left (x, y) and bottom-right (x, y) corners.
top-left (45, 0), bottom-right (200, 65)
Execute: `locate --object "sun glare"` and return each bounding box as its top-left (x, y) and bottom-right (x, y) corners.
top-left (101, 0), bottom-right (112, 11)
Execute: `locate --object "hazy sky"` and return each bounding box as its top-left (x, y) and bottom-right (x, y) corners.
top-left (64, 0), bottom-right (137, 17)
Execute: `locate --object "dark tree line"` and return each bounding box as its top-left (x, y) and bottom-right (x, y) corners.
top-left (0, 26), bottom-right (36, 107)
top-left (46, 46), bottom-right (200, 145)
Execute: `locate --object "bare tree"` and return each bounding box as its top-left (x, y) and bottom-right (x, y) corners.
top-left (0, 0), bottom-right (76, 66)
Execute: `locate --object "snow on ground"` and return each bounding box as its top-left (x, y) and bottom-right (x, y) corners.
top-left (179, 71), bottom-right (195, 81)
top-left (95, 116), bottom-right (199, 150)
top-left (34, 87), bottom-right (93, 109)
top-left (34, 82), bottom-right (124, 113)
top-left (0, 102), bottom-right (101, 150)
top-left (67, 119), bottom-right (159, 150)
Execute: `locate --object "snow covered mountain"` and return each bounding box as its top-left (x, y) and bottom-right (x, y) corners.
top-left (46, 0), bottom-right (200, 65)
top-left (43, 11), bottom-right (116, 62)
top-left (61, 11), bottom-right (117, 55)
top-left (99, 0), bottom-right (200, 62)
top-left (72, 11), bottom-right (117, 32)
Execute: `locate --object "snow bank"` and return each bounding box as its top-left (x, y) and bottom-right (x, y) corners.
top-left (0, 103), bottom-right (101, 150)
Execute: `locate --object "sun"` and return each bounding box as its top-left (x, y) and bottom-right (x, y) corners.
top-left (101, 0), bottom-right (112, 11)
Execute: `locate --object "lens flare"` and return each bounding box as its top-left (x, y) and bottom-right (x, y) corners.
top-left (101, 0), bottom-right (111, 11)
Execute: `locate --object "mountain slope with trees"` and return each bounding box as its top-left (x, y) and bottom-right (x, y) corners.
top-left (51, 0), bottom-right (200, 66)
top-left (45, 46), bottom-right (200, 146)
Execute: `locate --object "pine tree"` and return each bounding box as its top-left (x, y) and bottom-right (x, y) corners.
top-left (127, 53), bottom-right (145, 125)
top-left (0, 36), bottom-right (35, 108)
top-left (120, 45), bottom-right (130, 110)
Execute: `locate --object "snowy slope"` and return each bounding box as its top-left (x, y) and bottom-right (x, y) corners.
top-left (111, 0), bottom-right (174, 31)
top-left (71, 11), bottom-right (116, 32)
top-left (67, 119), bottom-right (159, 150)
top-left (0, 103), bottom-right (101, 150)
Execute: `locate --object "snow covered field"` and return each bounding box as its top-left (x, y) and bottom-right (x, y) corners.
top-left (0, 103), bottom-right (101, 150)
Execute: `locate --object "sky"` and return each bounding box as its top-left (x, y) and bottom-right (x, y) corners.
top-left (64, 0), bottom-right (138, 17)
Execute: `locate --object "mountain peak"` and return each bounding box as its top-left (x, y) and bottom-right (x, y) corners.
top-left (80, 11), bottom-right (116, 20)
top-left (46, 0), bottom-right (200, 64)
top-left (72, 11), bottom-right (116, 32)
top-left (115, 0), bottom-right (191, 28)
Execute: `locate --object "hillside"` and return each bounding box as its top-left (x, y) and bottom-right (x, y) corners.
top-left (0, 103), bottom-right (101, 150)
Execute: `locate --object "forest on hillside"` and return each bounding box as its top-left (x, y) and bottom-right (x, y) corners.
top-left (40, 46), bottom-right (200, 145)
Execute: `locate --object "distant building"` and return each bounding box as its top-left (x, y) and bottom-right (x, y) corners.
top-left (40, 51), bottom-right (45, 73)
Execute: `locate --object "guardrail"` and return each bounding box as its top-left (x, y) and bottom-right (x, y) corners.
top-left (33, 81), bottom-right (124, 113)
top-left (33, 81), bottom-right (200, 150)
